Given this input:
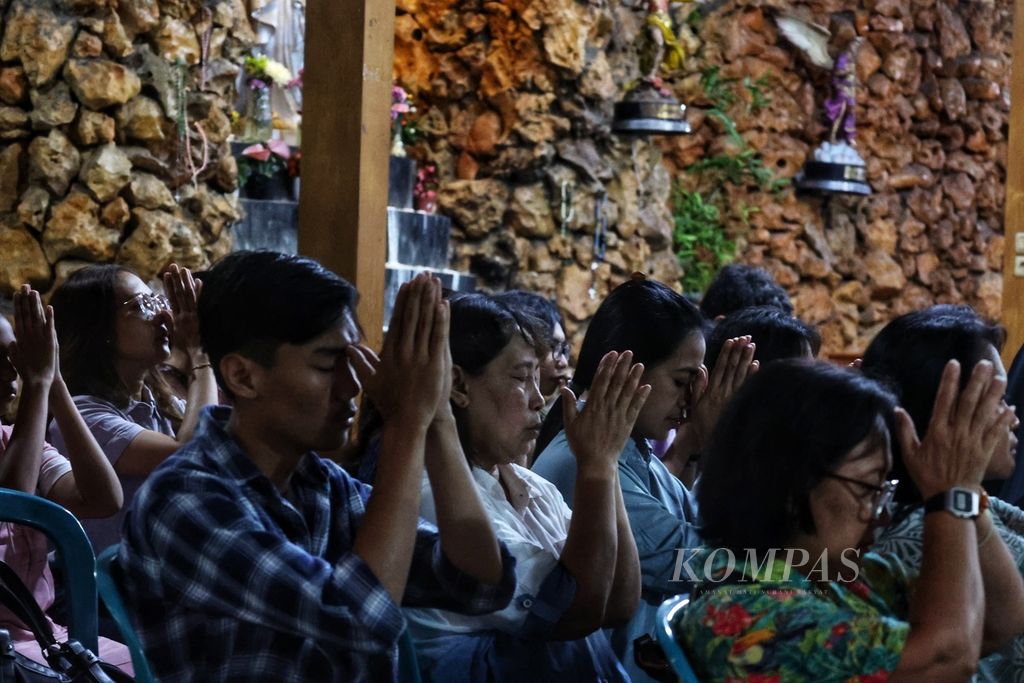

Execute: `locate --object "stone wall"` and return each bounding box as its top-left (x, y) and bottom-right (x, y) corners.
top-left (393, 0), bottom-right (1013, 354)
top-left (0, 0), bottom-right (252, 294)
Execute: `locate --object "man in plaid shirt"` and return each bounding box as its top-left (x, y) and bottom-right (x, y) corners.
top-left (117, 252), bottom-right (516, 681)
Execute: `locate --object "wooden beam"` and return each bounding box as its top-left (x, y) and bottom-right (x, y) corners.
top-left (300, 0), bottom-right (394, 351)
top-left (1002, 0), bottom-right (1024, 364)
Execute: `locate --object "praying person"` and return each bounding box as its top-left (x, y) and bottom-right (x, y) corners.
top-left (118, 253), bottom-right (515, 681)
top-left (47, 264), bottom-right (218, 552)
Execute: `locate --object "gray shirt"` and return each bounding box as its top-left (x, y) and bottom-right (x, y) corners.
top-left (48, 388), bottom-right (179, 553)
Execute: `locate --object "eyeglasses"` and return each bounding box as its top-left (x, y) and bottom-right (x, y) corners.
top-left (552, 341), bottom-right (570, 360)
top-left (121, 293), bottom-right (170, 321)
top-left (823, 473), bottom-right (899, 520)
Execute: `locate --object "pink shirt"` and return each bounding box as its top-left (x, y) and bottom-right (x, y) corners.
top-left (0, 426), bottom-right (131, 671)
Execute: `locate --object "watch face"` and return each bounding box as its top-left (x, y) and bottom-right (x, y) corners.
top-left (952, 489), bottom-right (974, 513)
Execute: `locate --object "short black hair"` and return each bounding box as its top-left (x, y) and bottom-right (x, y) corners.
top-left (861, 305), bottom-right (1006, 503)
top-left (198, 251), bottom-right (358, 397)
top-left (493, 290), bottom-right (564, 352)
top-left (700, 264), bottom-right (793, 320)
top-left (698, 360), bottom-right (897, 553)
top-left (449, 293), bottom-right (544, 375)
top-left (704, 306), bottom-right (821, 373)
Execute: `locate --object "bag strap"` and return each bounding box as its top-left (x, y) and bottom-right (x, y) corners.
top-left (0, 560), bottom-right (58, 649)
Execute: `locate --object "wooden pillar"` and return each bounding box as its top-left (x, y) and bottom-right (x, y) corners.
top-left (1002, 0), bottom-right (1024, 363)
top-left (299, 0), bottom-right (394, 350)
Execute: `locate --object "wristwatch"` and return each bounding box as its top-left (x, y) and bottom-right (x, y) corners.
top-left (923, 487), bottom-right (985, 519)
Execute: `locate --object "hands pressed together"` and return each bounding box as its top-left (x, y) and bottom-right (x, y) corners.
top-left (562, 350), bottom-right (651, 471)
top-left (689, 335), bottom-right (758, 450)
top-left (897, 359), bottom-right (1017, 499)
top-left (10, 285), bottom-right (58, 391)
top-left (347, 273), bottom-right (451, 431)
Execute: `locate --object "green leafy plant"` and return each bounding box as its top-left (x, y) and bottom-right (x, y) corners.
top-left (672, 184), bottom-right (734, 294)
top-left (671, 68), bottom-right (787, 293)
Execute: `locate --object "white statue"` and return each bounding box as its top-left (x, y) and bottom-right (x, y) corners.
top-left (249, 0), bottom-right (305, 128)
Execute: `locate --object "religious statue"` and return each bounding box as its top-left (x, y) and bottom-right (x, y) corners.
top-left (776, 14), bottom-right (871, 195)
top-left (612, 0), bottom-right (694, 135)
top-left (248, 0), bottom-right (305, 132)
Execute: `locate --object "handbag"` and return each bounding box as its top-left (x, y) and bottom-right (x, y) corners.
top-left (0, 561), bottom-right (131, 683)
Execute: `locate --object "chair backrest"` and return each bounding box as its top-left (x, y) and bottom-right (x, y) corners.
top-left (655, 594), bottom-right (701, 683)
top-left (0, 488), bottom-right (98, 652)
top-left (95, 545), bottom-right (154, 683)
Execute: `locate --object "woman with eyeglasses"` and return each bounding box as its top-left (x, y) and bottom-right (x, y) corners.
top-left (676, 359), bottom-right (1023, 682)
top-left (48, 264), bottom-right (218, 552)
top-left (862, 305), bottom-right (1024, 680)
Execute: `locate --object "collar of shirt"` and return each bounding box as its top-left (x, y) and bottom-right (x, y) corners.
top-left (471, 463), bottom-right (543, 511)
top-left (197, 405), bottom-right (329, 490)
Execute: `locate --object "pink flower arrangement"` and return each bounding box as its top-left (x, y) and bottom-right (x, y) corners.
top-left (391, 86), bottom-right (411, 123)
top-left (414, 163), bottom-right (438, 213)
top-left (238, 140), bottom-right (293, 188)
top-left (242, 139), bottom-right (291, 162)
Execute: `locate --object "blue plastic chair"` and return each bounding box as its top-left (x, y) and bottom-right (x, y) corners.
top-left (95, 544), bottom-right (154, 683)
top-left (398, 628), bottom-right (422, 683)
top-left (655, 594), bottom-right (701, 683)
top-left (0, 488), bottom-right (98, 652)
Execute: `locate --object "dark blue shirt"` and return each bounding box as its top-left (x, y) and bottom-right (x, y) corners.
top-left (118, 406), bottom-right (516, 682)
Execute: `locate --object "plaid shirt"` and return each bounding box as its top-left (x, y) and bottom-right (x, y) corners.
top-left (117, 407), bottom-right (516, 682)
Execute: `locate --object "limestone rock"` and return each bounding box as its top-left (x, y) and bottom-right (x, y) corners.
top-left (0, 144), bottom-right (22, 212)
top-left (29, 82), bottom-right (78, 130)
top-left (43, 191), bottom-right (120, 262)
top-left (118, 209), bottom-right (206, 281)
top-left (116, 96), bottom-right (168, 143)
top-left (99, 197), bottom-right (130, 230)
top-left (438, 179), bottom-right (508, 238)
top-left (971, 272), bottom-right (1001, 321)
top-left (101, 11), bottom-right (133, 58)
top-left (539, 0), bottom-right (590, 76)
top-left (557, 263), bottom-right (604, 322)
top-left (0, 107), bottom-right (29, 131)
top-left (507, 184), bottom-right (555, 239)
top-left (0, 2), bottom-right (76, 87)
top-left (72, 31), bottom-right (103, 59)
top-left (464, 111), bottom-right (503, 156)
top-left (936, 2), bottom-right (972, 60)
top-left (0, 227), bottom-right (51, 292)
top-left (579, 51), bottom-right (616, 101)
top-left (178, 184), bottom-right (240, 239)
top-left (791, 283), bottom-right (832, 325)
top-left (938, 78), bottom-right (967, 120)
top-left (28, 129), bottom-right (80, 195)
top-left (64, 59), bottom-right (142, 109)
top-left (78, 143), bottom-right (132, 202)
top-left (117, 0), bottom-right (160, 36)
top-left (75, 110), bottom-right (116, 145)
top-left (865, 250), bottom-right (906, 298)
top-left (152, 17), bottom-right (200, 64)
top-left (126, 171), bottom-right (174, 210)
top-left (941, 172), bottom-right (975, 212)
top-left (16, 186), bottom-right (49, 232)
top-left (0, 67), bottom-right (28, 105)
top-left (213, 153), bottom-right (238, 192)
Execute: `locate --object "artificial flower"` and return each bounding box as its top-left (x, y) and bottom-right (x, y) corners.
top-left (263, 59), bottom-right (293, 86)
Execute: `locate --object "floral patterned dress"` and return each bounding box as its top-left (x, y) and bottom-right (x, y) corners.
top-left (874, 499), bottom-right (1024, 682)
top-left (674, 548), bottom-right (911, 682)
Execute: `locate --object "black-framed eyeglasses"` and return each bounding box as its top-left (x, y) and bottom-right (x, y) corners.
top-left (121, 293), bottom-right (170, 322)
top-left (823, 473), bottom-right (899, 520)
top-left (552, 341), bottom-right (570, 360)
